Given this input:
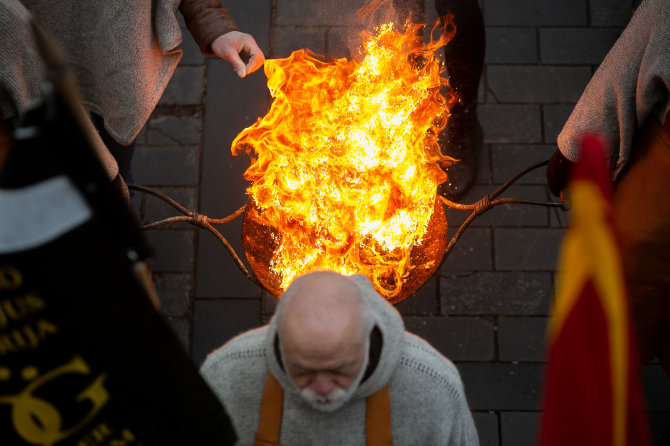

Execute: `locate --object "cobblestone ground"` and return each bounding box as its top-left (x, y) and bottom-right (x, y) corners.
top-left (131, 0), bottom-right (670, 444)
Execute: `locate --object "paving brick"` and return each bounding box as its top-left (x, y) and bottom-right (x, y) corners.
top-left (457, 363), bottom-right (544, 410)
top-left (487, 66), bottom-right (592, 104)
top-left (589, 0), bottom-right (634, 27)
top-left (404, 316), bottom-right (495, 361)
top-left (276, 0), bottom-right (365, 26)
top-left (543, 104), bottom-right (575, 144)
top-left (491, 144), bottom-right (557, 185)
top-left (327, 26), bottom-right (367, 60)
top-left (483, 0), bottom-right (588, 26)
top-left (154, 272), bottom-right (192, 317)
top-left (225, 0), bottom-right (271, 53)
top-left (192, 299), bottom-right (262, 366)
top-left (494, 228), bottom-right (564, 271)
top-left (440, 271), bottom-right (553, 316)
top-left (145, 229), bottom-right (195, 272)
top-left (272, 26), bottom-right (327, 59)
top-left (395, 275), bottom-right (440, 315)
top-left (148, 116), bottom-right (201, 146)
top-left (141, 186), bottom-right (198, 227)
top-left (485, 27), bottom-right (538, 64)
top-left (165, 316), bottom-right (191, 354)
top-left (500, 412), bottom-right (540, 446)
top-left (159, 66), bottom-right (205, 106)
top-left (553, 270), bottom-right (564, 290)
top-left (444, 184), bottom-right (550, 229)
top-left (146, 130), bottom-right (182, 147)
top-left (199, 61), bottom-right (269, 215)
top-left (202, 88), bottom-right (267, 182)
top-left (473, 412), bottom-right (499, 446)
top-left (485, 185), bottom-right (550, 227)
top-left (196, 219), bottom-right (265, 299)
top-left (440, 228), bottom-right (493, 272)
top-left (642, 364), bottom-right (670, 411)
top-left (498, 316), bottom-right (549, 362)
top-left (475, 144), bottom-right (492, 184)
top-left (134, 145), bottom-right (200, 186)
top-left (197, 58), bottom-right (269, 298)
top-left (540, 28), bottom-right (622, 65)
top-left (479, 104), bottom-right (543, 144)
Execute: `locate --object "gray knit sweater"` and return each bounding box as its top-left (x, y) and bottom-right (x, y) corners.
top-left (0, 0), bottom-right (119, 180)
top-left (557, 0), bottom-right (670, 179)
top-left (17, 0), bottom-right (183, 145)
top-left (200, 275), bottom-right (479, 446)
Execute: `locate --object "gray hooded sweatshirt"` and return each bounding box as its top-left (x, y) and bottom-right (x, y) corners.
top-left (557, 0), bottom-right (670, 179)
top-left (200, 274), bottom-right (479, 446)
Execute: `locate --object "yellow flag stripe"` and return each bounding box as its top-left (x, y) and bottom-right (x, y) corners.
top-left (550, 181), bottom-right (630, 446)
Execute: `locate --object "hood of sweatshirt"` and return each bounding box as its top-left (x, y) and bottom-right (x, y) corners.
top-left (264, 274), bottom-right (405, 402)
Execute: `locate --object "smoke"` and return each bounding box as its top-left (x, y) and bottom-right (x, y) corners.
top-left (355, 0), bottom-right (399, 27)
top-left (340, 0), bottom-right (425, 62)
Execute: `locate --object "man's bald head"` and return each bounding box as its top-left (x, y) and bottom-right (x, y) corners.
top-left (274, 271), bottom-right (374, 411)
top-left (276, 271), bottom-right (373, 345)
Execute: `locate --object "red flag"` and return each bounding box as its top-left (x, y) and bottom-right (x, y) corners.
top-left (538, 134), bottom-right (651, 446)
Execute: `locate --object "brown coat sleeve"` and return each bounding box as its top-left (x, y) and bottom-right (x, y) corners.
top-left (179, 0), bottom-right (239, 55)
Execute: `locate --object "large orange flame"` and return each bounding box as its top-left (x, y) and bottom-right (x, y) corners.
top-left (233, 20), bottom-right (456, 299)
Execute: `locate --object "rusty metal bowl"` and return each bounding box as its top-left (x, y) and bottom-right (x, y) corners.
top-left (241, 199), bottom-right (448, 304)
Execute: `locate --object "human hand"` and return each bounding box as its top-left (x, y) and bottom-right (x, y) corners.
top-left (211, 31), bottom-right (265, 78)
top-left (546, 149), bottom-right (576, 197)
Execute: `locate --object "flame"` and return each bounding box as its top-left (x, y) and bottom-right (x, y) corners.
top-left (233, 19), bottom-right (456, 299)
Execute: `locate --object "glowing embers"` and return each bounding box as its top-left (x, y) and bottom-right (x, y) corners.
top-left (234, 21), bottom-right (455, 303)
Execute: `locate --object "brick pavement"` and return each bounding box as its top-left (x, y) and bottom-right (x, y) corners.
top-left (131, 0), bottom-right (670, 444)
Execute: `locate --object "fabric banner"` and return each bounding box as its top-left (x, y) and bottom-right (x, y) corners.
top-left (0, 215), bottom-right (236, 445)
top-left (0, 81), bottom-right (236, 445)
top-left (538, 134), bottom-right (651, 446)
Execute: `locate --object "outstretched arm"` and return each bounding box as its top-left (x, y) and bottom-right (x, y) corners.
top-left (211, 31), bottom-right (265, 78)
top-left (180, 0), bottom-right (265, 77)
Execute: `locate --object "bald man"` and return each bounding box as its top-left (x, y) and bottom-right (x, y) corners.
top-left (200, 271), bottom-right (479, 445)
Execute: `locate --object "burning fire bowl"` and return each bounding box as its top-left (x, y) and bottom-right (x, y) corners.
top-left (129, 159), bottom-right (563, 306)
top-left (127, 18), bottom-right (565, 307)
top-left (241, 198), bottom-right (448, 304)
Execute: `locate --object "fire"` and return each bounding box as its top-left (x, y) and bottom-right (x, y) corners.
top-left (233, 20), bottom-right (456, 300)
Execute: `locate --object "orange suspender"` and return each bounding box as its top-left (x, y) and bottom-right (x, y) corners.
top-left (255, 373), bottom-right (284, 446)
top-left (365, 382), bottom-right (394, 445)
top-left (255, 372), bottom-right (393, 446)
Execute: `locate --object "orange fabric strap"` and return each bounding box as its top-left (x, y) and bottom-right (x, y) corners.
top-left (255, 373), bottom-right (284, 446)
top-left (255, 374), bottom-right (393, 446)
top-left (365, 384), bottom-right (394, 445)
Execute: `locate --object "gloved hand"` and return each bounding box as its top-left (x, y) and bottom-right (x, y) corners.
top-left (546, 149), bottom-right (576, 197)
top-left (211, 31), bottom-right (265, 78)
